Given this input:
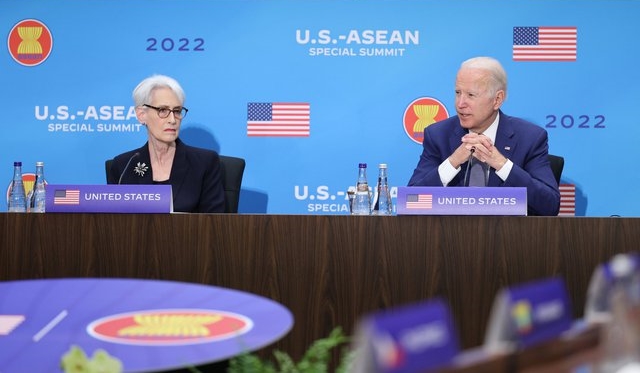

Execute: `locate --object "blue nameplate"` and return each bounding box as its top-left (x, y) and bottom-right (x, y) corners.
top-left (44, 184), bottom-right (173, 213)
top-left (485, 277), bottom-right (572, 350)
top-left (396, 186), bottom-right (527, 216)
top-left (354, 298), bottom-right (460, 373)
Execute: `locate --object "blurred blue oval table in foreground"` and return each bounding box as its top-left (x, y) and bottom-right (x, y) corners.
top-left (0, 278), bottom-right (294, 372)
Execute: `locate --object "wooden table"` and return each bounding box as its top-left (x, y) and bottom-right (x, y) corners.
top-left (1, 213), bottom-right (637, 362)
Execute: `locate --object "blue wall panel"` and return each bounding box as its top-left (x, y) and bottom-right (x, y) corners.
top-left (2, 0), bottom-right (637, 216)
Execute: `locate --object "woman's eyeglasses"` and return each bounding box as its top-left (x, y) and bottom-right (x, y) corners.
top-left (143, 104), bottom-right (188, 119)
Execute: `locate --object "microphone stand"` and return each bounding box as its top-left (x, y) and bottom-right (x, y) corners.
top-left (462, 148), bottom-right (475, 187)
top-left (118, 152), bottom-right (140, 184)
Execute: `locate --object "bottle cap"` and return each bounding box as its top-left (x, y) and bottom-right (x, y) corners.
top-left (36, 161), bottom-right (44, 167)
top-left (359, 163), bottom-right (367, 168)
top-left (379, 163), bottom-right (387, 168)
top-left (14, 161), bottom-right (21, 166)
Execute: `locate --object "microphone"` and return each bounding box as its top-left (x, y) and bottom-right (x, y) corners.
top-left (118, 152), bottom-right (140, 184)
top-left (462, 147), bottom-right (475, 187)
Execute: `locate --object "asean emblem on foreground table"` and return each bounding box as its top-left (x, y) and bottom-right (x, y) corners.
top-left (0, 278), bottom-right (294, 372)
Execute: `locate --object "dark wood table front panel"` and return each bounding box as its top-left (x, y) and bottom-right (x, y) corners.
top-left (0, 214), bottom-right (635, 362)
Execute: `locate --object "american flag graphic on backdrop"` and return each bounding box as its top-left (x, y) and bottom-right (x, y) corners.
top-left (247, 102), bottom-right (310, 137)
top-left (513, 26), bottom-right (577, 61)
top-left (559, 184), bottom-right (576, 216)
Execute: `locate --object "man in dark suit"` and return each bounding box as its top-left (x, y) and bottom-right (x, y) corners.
top-left (408, 57), bottom-right (560, 216)
top-left (107, 75), bottom-right (225, 213)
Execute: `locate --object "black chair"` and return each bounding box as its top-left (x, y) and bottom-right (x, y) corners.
top-left (219, 155), bottom-right (245, 213)
top-left (105, 159), bottom-right (112, 184)
top-left (104, 155), bottom-right (246, 213)
top-left (548, 154), bottom-right (564, 185)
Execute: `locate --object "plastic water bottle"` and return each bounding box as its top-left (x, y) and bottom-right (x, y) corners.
top-left (8, 161), bottom-right (27, 212)
top-left (29, 161), bottom-right (46, 213)
top-left (373, 163), bottom-right (392, 216)
top-left (351, 163), bottom-right (371, 215)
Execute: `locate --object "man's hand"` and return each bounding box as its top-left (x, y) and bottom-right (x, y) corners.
top-left (450, 133), bottom-right (508, 171)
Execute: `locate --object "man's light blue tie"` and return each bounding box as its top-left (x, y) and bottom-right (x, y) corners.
top-left (468, 157), bottom-right (488, 186)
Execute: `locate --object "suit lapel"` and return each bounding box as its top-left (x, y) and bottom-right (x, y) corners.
top-left (134, 145), bottom-right (153, 184)
top-left (495, 113), bottom-right (516, 160)
top-left (168, 139), bottom-right (189, 196)
top-left (450, 125), bottom-right (467, 150)
top-left (490, 113), bottom-right (516, 185)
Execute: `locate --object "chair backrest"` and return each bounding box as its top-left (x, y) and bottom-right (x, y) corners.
top-left (105, 159), bottom-right (113, 183)
top-left (219, 155), bottom-right (246, 213)
top-left (548, 154), bottom-right (564, 185)
top-left (105, 156), bottom-right (245, 213)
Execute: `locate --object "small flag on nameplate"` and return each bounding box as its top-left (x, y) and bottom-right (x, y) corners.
top-left (513, 26), bottom-right (577, 62)
top-left (406, 194), bottom-right (432, 209)
top-left (247, 102), bottom-right (310, 137)
top-left (54, 189), bottom-right (80, 205)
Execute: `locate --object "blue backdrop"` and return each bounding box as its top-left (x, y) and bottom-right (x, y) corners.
top-left (3, 0), bottom-right (638, 216)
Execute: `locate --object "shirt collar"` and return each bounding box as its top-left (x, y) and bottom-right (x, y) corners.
top-left (473, 112), bottom-right (500, 143)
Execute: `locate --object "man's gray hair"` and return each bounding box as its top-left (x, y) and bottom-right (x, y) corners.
top-left (461, 57), bottom-right (508, 99)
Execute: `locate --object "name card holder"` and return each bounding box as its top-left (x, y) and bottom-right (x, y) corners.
top-left (484, 277), bottom-right (573, 351)
top-left (351, 298), bottom-right (460, 373)
top-left (396, 186), bottom-right (527, 216)
top-left (585, 252), bottom-right (640, 322)
top-left (45, 184), bottom-right (173, 213)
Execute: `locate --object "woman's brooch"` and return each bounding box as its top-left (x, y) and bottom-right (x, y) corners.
top-left (134, 162), bottom-right (148, 177)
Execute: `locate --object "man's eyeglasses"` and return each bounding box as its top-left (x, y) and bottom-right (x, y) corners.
top-left (143, 104), bottom-right (188, 119)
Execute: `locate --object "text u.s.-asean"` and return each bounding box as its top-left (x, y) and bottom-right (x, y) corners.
top-left (296, 29), bottom-right (419, 45)
top-left (35, 105), bottom-right (136, 121)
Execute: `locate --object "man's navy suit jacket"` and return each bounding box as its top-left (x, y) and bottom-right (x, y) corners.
top-left (408, 111), bottom-right (560, 216)
top-left (107, 138), bottom-right (225, 213)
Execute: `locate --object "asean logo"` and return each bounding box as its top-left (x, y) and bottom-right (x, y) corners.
top-left (87, 309), bottom-right (253, 346)
top-left (7, 19), bottom-right (53, 66)
top-left (403, 97), bottom-right (449, 144)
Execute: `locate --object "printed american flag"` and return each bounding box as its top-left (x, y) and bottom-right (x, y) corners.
top-left (54, 189), bottom-right (80, 205)
top-left (0, 315), bottom-right (25, 336)
top-left (513, 26), bottom-right (577, 62)
top-left (247, 102), bottom-right (310, 137)
top-left (406, 194), bottom-right (433, 209)
top-left (559, 184), bottom-right (576, 216)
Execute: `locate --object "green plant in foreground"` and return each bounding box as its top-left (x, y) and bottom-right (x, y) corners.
top-left (60, 345), bottom-right (123, 373)
top-left (227, 326), bottom-right (353, 373)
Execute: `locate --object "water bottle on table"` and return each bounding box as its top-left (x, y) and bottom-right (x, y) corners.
top-left (372, 163), bottom-right (392, 215)
top-left (8, 161), bottom-right (26, 213)
top-left (28, 161), bottom-right (46, 213)
top-left (351, 163), bottom-right (371, 215)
